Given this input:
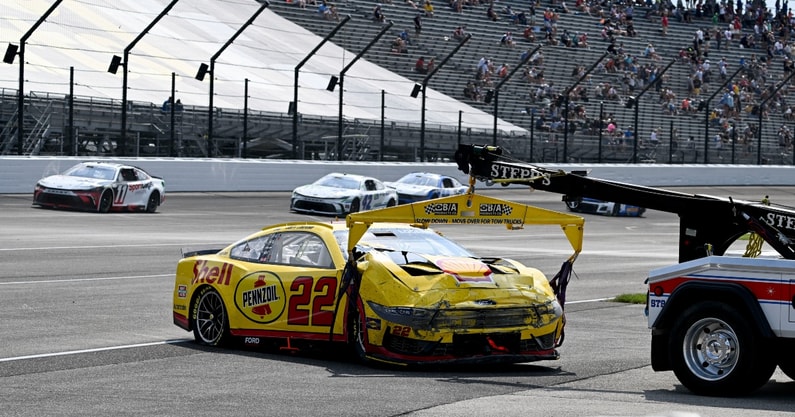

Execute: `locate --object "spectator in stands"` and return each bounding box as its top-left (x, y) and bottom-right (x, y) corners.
top-left (423, 0), bottom-right (434, 17)
top-left (560, 30), bottom-right (572, 47)
top-left (415, 56), bottom-right (427, 74)
top-left (162, 96), bottom-right (172, 113)
top-left (426, 57), bottom-right (435, 73)
top-left (405, 0), bottom-right (419, 9)
top-left (644, 43), bottom-right (661, 60)
top-left (399, 28), bottom-right (411, 45)
top-left (413, 13), bottom-right (422, 37)
top-left (452, 25), bottom-right (467, 40)
top-left (175, 99), bottom-right (183, 113)
top-left (487, 4), bottom-right (499, 21)
top-left (523, 26), bottom-right (536, 41)
top-left (578, 32), bottom-right (589, 48)
top-left (516, 11), bottom-right (528, 26)
top-left (623, 126), bottom-right (634, 147)
top-left (500, 32), bottom-right (516, 47)
top-left (661, 12), bottom-right (669, 36)
top-left (392, 36), bottom-right (408, 54)
top-left (327, 3), bottom-right (339, 20)
top-left (373, 5), bottom-right (386, 22)
top-left (498, 63), bottom-right (509, 78)
top-left (464, 80), bottom-right (481, 101)
top-left (451, 0), bottom-right (463, 14)
top-left (649, 128), bottom-right (660, 146)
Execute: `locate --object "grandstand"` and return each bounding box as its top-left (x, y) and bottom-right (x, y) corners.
top-left (1, 0), bottom-right (794, 164)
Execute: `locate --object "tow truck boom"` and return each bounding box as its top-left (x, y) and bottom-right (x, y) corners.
top-left (454, 144), bottom-right (795, 262)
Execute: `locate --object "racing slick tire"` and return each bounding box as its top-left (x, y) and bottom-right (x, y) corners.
top-left (98, 190), bottom-right (113, 213)
top-left (145, 191), bottom-right (160, 213)
top-left (565, 198), bottom-right (581, 212)
top-left (192, 286), bottom-right (230, 347)
top-left (669, 301), bottom-right (776, 396)
top-left (349, 198), bottom-right (361, 214)
top-left (387, 198), bottom-right (396, 207)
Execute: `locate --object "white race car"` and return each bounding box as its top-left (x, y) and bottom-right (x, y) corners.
top-left (290, 172), bottom-right (398, 216)
top-left (384, 172), bottom-right (468, 204)
top-left (33, 162), bottom-right (165, 213)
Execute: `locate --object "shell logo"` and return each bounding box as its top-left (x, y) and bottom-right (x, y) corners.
top-left (434, 257), bottom-right (494, 283)
top-left (234, 271), bottom-right (287, 324)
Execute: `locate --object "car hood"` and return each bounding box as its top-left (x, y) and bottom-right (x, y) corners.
top-left (384, 182), bottom-right (435, 196)
top-left (294, 184), bottom-right (355, 199)
top-left (362, 251), bottom-right (555, 306)
top-left (37, 175), bottom-right (112, 190)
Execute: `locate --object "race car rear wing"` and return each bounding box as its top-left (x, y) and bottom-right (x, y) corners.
top-left (453, 144), bottom-right (795, 262)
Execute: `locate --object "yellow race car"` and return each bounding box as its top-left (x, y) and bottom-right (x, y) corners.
top-left (173, 192), bottom-right (584, 366)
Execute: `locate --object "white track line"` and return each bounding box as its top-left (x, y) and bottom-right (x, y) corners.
top-left (0, 274), bottom-right (171, 285)
top-left (0, 339), bottom-right (192, 363)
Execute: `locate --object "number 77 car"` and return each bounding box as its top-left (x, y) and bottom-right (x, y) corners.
top-left (173, 192), bottom-right (584, 366)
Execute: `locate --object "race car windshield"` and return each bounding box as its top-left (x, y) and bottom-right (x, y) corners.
top-left (334, 227), bottom-right (474, 260)
top-left (316, 176), bottom-right (360, 190)
top-left (65, 165), bottom-right (117, 180)
top-left (400, 175), bottom-right (437, 186)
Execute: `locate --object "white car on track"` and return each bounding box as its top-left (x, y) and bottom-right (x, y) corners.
top-left (384, 172), bottom-right (468, 204)
top-left (290, 172), bottom-right (397, 216)
top-left (32, 161), bottom-right (165, 213)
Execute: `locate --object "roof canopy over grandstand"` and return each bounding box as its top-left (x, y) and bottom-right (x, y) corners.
top-left (0, 0), bottom-right (525, 133)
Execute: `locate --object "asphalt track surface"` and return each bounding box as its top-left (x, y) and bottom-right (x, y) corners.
top-left (2, 186), bottom-right (795, 417)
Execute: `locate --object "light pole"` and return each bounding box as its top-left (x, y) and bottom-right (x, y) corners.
top-left (2, 0), bottom-right (63, 155)
top-left (108, 0), bottom-right (179, 156)
top-left (413, 33), bottom-right (471, 161)
top-left (196, 1), bottom-right (269, 157)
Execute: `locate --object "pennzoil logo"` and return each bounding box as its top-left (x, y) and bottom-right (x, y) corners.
top-left (479, 203), bottom-right (513, 216)
top-left (424, 202), bottom-right (458, 216)
top-left (234, 271), bottom-right (286, 324)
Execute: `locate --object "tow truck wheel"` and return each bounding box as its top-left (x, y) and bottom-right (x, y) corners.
top-left (669, 301), bottom-right (775, 396)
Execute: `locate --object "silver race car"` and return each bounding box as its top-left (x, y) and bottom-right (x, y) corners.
top-left (290, 172), bottom-right (397, 216)
top-left (384, 172), bottom-right (468, 204)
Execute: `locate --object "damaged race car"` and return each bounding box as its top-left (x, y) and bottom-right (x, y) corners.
top-left (173, 192), bottom-right (584, 366)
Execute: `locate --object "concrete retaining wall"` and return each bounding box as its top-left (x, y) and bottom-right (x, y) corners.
top-left (2, 156), bottom-right (793, 194)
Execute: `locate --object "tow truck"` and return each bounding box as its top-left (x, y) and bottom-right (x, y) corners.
top-left (454, 144), bottom-right (795, 397)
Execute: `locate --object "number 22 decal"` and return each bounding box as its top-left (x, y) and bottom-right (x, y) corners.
top-left (287, 276), bottom-right (338, 326)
